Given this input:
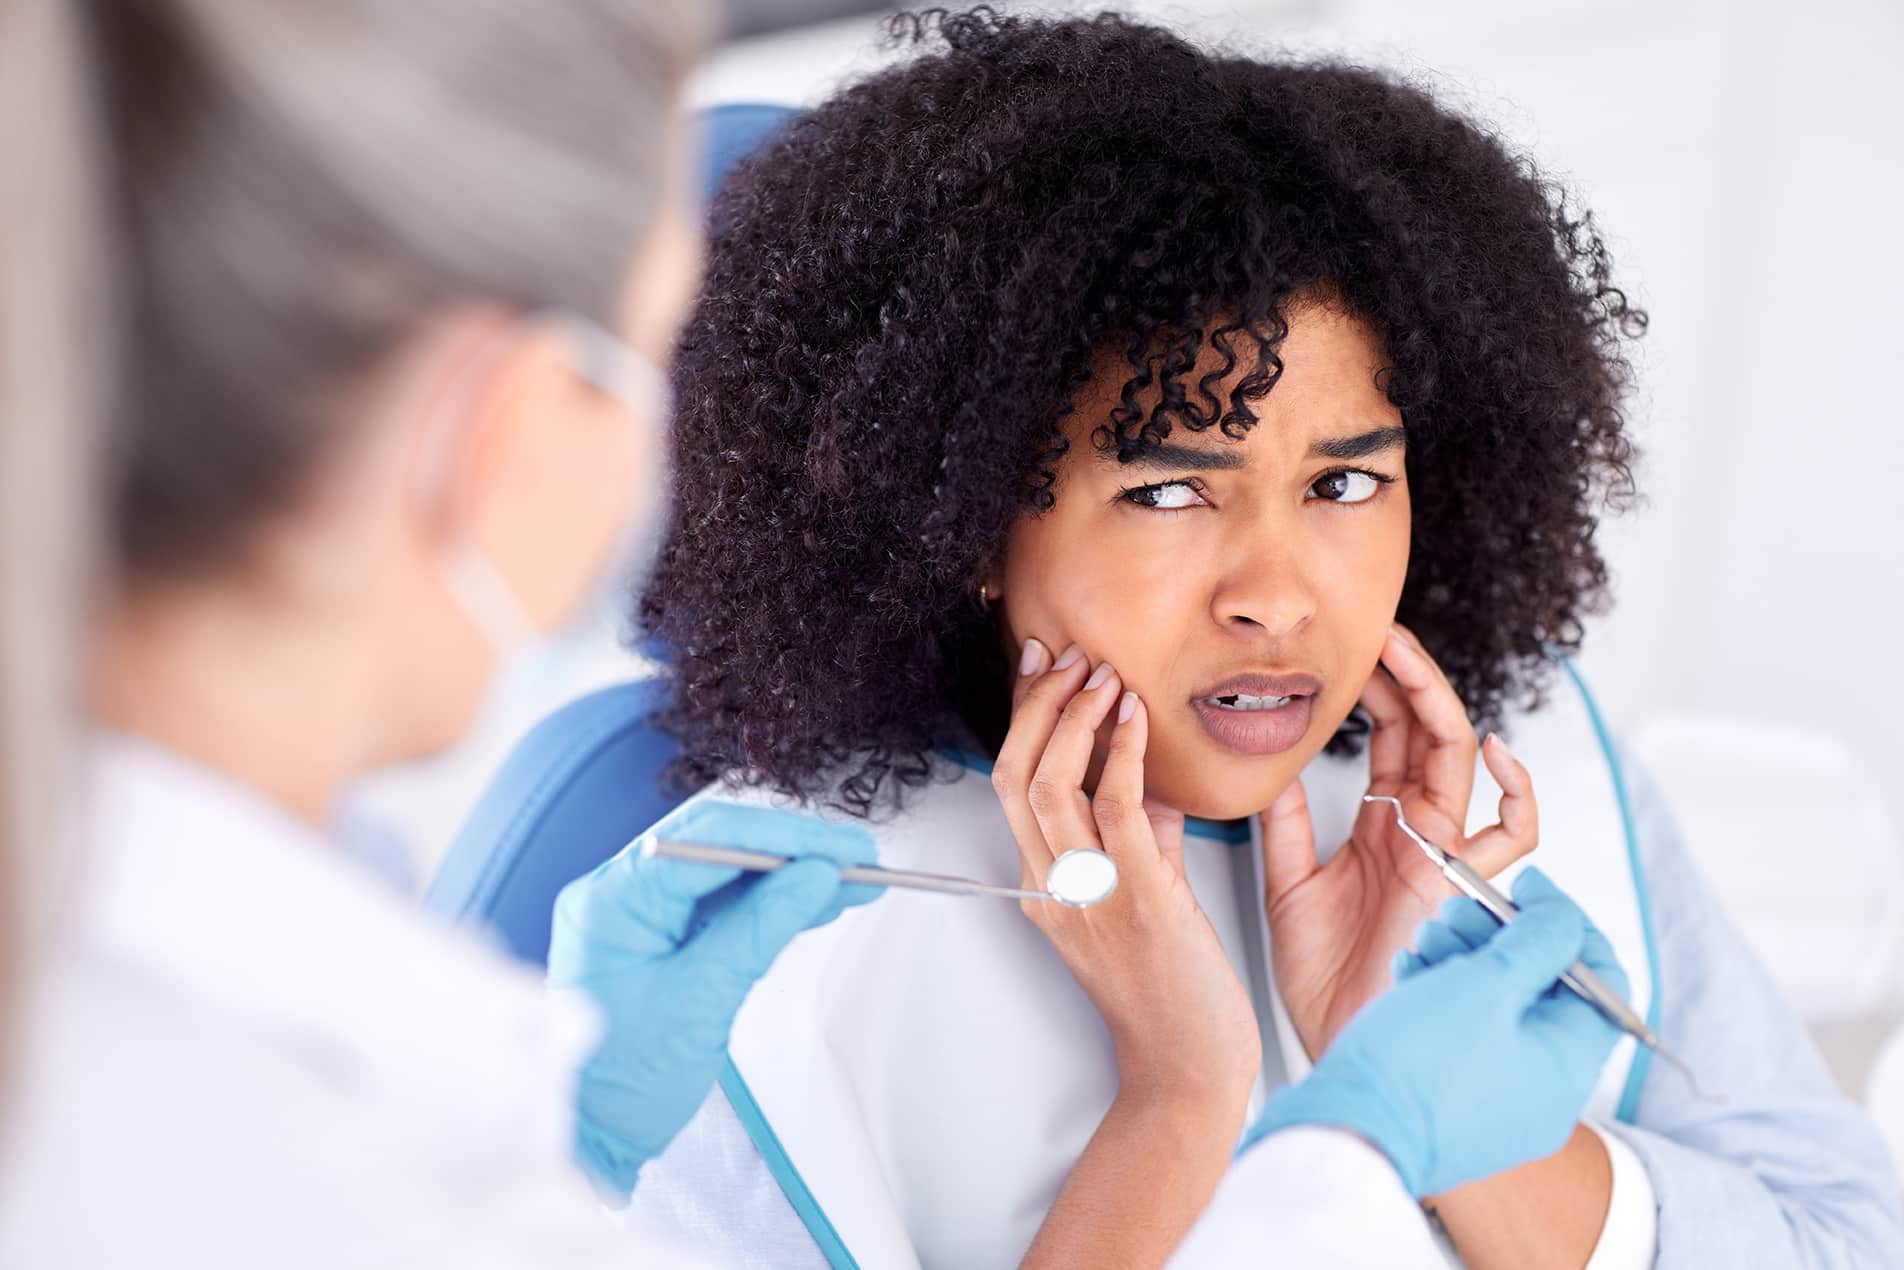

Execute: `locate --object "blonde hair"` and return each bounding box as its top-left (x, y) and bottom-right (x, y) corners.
top-left (0, 0), bottom-right (711, 1110)
top-left (90, 0), bottom-right (711, 579)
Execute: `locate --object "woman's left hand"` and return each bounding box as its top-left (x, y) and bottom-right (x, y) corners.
top-left (1263, 622), bottom-right (1539, 1059)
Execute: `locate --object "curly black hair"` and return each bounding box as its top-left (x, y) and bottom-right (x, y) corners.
top-left (641, 7), bottom-right (1645, 816)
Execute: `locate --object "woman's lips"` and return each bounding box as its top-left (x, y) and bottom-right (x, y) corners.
top-left (1187, 672), bottom-right (1323, 757)
top-left (1191, 671), bottom-right (1323, 701)
top-left (1191, 694), bottom-right (1316, 755)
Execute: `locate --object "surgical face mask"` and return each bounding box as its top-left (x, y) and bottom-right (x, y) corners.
top-left (334, 313), bottom-right (672, 881)
top-left (442, 309), bottom-right (673, 667)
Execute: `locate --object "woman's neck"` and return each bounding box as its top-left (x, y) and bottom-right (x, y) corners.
top-left (92, 580), bottom-right (386, 828)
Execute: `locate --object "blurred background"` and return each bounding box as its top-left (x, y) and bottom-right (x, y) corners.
top-left (356, 0), bottom-right (1904, 1134)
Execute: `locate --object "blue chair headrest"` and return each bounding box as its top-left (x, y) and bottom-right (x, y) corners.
top-left (697, 102), bottom-right (797, 206)
top-left (424, 678), bottom-right (686, 963)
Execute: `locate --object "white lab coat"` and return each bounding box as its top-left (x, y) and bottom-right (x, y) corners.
top-left (0, 736), bottom-right (704, 1269)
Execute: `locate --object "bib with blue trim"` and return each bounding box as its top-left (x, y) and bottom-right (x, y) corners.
top-left (691, 662), bottom-right (1655, 1269)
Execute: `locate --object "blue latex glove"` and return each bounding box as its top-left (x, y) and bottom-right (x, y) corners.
top-left (547, 800), bottom-right (881, 1199)
top-left (1243, 867), bottom-right (1628, 1198)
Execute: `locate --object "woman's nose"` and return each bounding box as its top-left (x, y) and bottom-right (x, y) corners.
top-left (1211, 541), bottom-right (1318, 639)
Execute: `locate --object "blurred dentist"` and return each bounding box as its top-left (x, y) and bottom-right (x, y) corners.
top-left (0, 2), bottom-right (884, 1265)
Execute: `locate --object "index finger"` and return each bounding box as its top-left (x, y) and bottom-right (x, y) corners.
top-left (1378, 624), bottom-right (1477, 821)
top-left (1356, 666), bottom-right (1414, 798)
top-left (1011, 637), bottom-right (1054, 711)
top-left (991, 645), bottom-right (1092, 871)
top-left (1090, 690), bottom-right (1163, 878)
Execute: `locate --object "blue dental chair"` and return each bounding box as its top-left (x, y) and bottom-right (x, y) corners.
top-left (423, 102), bottom-right (796, 964)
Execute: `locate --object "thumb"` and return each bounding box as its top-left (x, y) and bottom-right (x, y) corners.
top-left (1508, 864), bottom-right (1568, 909)
top-left (677, 858), bottom-right (844, 988)
top-left (662, 800), bottom-right (877, 870)
top-left (1260, 777), bottom-right (1319, 905)
top-left (1144, 797), bottom-right (1187, 877)
top-left (1467, 882), bottom-right (1587, 1005)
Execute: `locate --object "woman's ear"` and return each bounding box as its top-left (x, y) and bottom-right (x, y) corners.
top-left (977, 561), bottom-right (1006, 610)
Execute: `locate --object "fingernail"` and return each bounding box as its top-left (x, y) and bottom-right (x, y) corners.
top-left (1118, 690), bottom-right (1138, 724)
top-left (1085, 661), bottom-right (1115, 691)
top-left (1054, 644), bottom-right (1084, 671)
top-left (1019, 638), bottom-right (1049, 676)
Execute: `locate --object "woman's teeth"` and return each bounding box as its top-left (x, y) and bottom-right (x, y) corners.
top-left (1205, 693), bottom-right (1294, 711)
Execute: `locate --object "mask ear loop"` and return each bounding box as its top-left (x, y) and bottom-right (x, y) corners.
top-left (433, 308), bottom-right (673, 659)
top-left (531, 308), bottom-right (672, 425)
top-left (442, 540), bottom-right (540, 656)
top-left (398, 311), bottom-right (541, 659)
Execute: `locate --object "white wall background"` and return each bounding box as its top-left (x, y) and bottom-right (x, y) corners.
top-left (370, 0), bottom-right (1904, 1102)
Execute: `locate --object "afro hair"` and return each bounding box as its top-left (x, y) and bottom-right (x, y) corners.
top-left (641, 7), bottom-right (1646, 816)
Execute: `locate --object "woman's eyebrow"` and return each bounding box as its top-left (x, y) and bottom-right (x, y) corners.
top-left (1308, 425), bottom-right (1407, 460)
top-left (1116, 442), bottom-right (1246, 472)
top-left (1112, 425), bottom-right (1406, 472)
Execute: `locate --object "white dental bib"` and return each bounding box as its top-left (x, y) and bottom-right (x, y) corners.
top-left (670, 662), bottom-right (1655, 1269)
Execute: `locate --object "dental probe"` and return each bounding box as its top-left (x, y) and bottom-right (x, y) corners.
top-left (640, 837), bottom-right (1120, 908)
top-left (1363, 794), bottom-right (1716, 1101)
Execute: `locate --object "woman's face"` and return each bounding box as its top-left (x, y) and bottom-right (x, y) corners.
top-left (996, 302), bottom-right (1411, 820)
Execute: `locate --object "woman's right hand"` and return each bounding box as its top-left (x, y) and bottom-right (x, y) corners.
top-left (996, 638), bottom-right (1262, 1270)
top-left (992, 637), bottom-right (1261, 1106)
top-left (1005, 639), bottom-right (1256, 1264)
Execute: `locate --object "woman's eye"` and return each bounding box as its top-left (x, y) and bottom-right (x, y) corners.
top-left (1122, 480), bottom-right (1207, 511)
top-left (1310, 469), bottom-right (1388, 505)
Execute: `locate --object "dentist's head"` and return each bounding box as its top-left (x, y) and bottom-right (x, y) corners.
top-left (81, 0), bottom-right (710, 821)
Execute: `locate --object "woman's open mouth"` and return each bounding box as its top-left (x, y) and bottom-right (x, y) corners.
top-left (1189, 672), bottom-right (1321, 756)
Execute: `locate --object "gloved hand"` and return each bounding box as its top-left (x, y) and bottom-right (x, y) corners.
top-left (1244, 867), bottom-right (1627, 1198)
top-left (547, 800), bottom-right (881, 1200)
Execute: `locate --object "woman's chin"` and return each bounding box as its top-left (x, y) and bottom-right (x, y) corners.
top-left (1142, 745), bottom-right (1304, 824)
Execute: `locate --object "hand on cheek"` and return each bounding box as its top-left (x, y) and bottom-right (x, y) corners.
top-left (1263, 623), bottom-right (1541, 1059)
top-left (1017, 634), bottom-right (1135, 791)
top-left (993, 634), bottom-right (1259, 1102)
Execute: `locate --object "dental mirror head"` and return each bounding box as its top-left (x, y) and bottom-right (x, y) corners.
top-left (1046, 847), bottom-right (1119, 908)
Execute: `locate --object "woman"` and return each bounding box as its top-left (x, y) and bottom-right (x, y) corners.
top-left (636, 10), bottom-right (1904, 1268)
top-left (0, 2), bottom-right (890, 1264)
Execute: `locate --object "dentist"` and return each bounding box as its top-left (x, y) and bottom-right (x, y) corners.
top-left (0, 2), bottom-right (877, 1265)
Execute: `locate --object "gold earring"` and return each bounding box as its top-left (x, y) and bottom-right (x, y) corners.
top-left (979, 580), bottom-right (998, 607)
